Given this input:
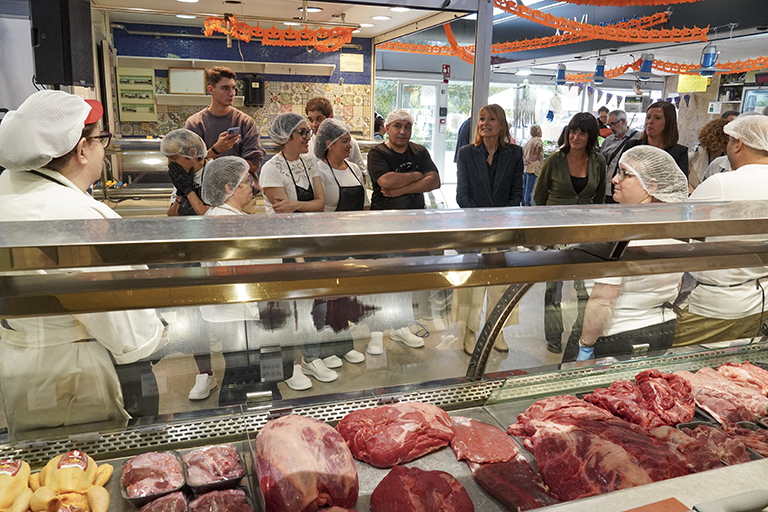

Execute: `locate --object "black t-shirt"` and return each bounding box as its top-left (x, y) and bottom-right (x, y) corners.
top-left (367, 141), bottom-right (438, 210)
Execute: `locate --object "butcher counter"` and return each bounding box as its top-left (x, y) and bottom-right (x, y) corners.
top-left (4, 203), bottom-right (768, 511)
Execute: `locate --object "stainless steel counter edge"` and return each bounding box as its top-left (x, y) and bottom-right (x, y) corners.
top-left (2, 202), bottom-right (768, 270)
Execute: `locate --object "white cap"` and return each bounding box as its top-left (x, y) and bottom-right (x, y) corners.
top-left (385, 109), bottom-right (414, 126)
top-left (724, 114), bottom-right (768, 152)
top-left (0, 90), bottom-right (103, 171)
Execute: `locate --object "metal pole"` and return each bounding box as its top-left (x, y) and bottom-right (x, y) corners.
top-left (470, 0), bottom-right (493, 136)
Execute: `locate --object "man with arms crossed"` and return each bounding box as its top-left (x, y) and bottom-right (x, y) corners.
top-left (185, 66), bottom-right (265, 185)
top-left (367, 109), bottom-right (441, 210)
top-left (675, 115), bottom-right (768, 346)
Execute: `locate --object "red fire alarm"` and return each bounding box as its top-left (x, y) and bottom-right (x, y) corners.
top-left (442, 64), bottom-right (451, 83)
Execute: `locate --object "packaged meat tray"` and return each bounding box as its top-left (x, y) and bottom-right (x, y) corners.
top-left (121, 451), bottom-right (187, 507)
top-left (188, 488), bottom-right (254, 512)
top-left (138, 492), bottom-right (188, 512)
top-left (182, 444), bottom-right (246, 494)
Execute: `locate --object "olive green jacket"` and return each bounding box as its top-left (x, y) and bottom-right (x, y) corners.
top-left (533, 151), bottom-right (607, 206)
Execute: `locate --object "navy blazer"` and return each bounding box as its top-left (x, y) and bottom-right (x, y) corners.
top-left (456, 143), bottom-right (524, 208)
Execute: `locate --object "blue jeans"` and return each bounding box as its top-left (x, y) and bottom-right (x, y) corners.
top-left (522, 173), bottom-right (537, 206)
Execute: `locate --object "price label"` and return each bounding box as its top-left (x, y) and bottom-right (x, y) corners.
top-left (0, 459), bottom-right (21, 477)
top-left (260, 353), bottom-right (284, 382)
top-left (58, 450), bottom-right (88, 471)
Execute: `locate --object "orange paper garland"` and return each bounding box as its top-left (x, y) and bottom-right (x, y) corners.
top-left (493, 0), bottom-right (709, 43)
top-left (204, 16), bottom-right (354, 51)
top-left (558, 0), bottom-right (704, 5)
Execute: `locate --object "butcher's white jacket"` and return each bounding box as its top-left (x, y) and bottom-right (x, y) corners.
top-left (0, 169), bottom-right (165, 432)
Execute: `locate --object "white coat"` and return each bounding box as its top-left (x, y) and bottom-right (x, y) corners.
top-left (0, 169), bottom-right (166, 432)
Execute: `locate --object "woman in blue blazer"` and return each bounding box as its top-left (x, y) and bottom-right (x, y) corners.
top-left (453, 104), bottom-right (523, 356)
top-left (456, 104), bottom-right (524, 208)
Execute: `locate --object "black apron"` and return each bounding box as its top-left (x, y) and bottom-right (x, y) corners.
top-left (283, 152), bottom-right (314, 202)
top-left (326, 158), bottom-right (365, 211)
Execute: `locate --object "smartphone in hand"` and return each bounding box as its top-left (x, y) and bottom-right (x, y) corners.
top-left (227, 127), bottom-right (241, 136)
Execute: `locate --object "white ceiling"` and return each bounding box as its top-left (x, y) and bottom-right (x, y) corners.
top-left (92, 0), bottom-right (466, 39)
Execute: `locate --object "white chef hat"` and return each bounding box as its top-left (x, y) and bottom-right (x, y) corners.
top-left (0, 90), bottom-right (103, 171)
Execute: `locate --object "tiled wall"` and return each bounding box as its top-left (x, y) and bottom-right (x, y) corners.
top-left (119, 77), bottom-right (372, 138)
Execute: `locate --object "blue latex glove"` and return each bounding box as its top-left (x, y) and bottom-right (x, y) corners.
top-left (576, 346), bottom-right (595, 361)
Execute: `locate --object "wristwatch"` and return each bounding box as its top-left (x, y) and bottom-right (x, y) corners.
top-left (578, 337), bottom-right (595, 348)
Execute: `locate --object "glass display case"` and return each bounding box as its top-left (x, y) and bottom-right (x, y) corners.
top-left (3, 203), bottom-right (768, 511)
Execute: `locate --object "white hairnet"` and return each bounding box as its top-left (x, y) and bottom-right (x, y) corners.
top-left (0, 90), bottom-right (103, 171)
top-left (267, 112), bottom-right (305, 145)
top-left (724, 114), bottom-right (768, 152)
top-left (385, 109), bottom-right (414, 126)
top-left (314, 118), bottom-right (350, 159)
top-left (618, 146), bottom-right (688, 203)
top-left (201, 156), bottom-right (250, 206)
top-left (161, 129), bottom-right (206, 159)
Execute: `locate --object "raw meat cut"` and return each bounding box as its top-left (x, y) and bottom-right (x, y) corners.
top-left (189, 490), bottom-right (253, 512)
top-left (369, 465), bottom-right (473, 512)
top-left (583, 380), bottom-right (665, 429)
top-left (635, 369), bottom-right (695, 425)
top-left (255, 415), bottom-right (358, 512)
top-left (718, 362), bottom-right (768, 395)
top-left (449, 416), bottom-right (518, 463)
top-left (507, 395), bottom-right (688, 502)
top-left (675, 369), bottom-right (767, 423)
top-left (122, 452), bottom-right (185, 499)
top-left (467, 456), bottom-right (559, 511)
top-left (182, 445), bottom-right (245, 487)
top-left (648, 426), bottom-right (724, 473)
top-left (324, 508), bottom-right (359, 512)
top-left (139, 492), bottom-right (187, 512)
top-left (336, 402), bottom-right (454, 468)
top-left (723, 425), bottom-right (768, 457)
top-left (680, 425), bottom-right (751, 465)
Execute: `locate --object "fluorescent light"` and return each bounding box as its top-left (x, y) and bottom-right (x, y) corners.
top-left (515, 69), bottom-right (533, 76)
top-left (359, 23), bottom-right (374, 27)
top-left (352, 29), bottom-right (361, 33)
top-left (142, 158), bottom-right (163, 165)
top-left (284, 22), bottom-right (301, 26)
top-left (371, 15), bottom-right (391, 20)
top-left (176, 0), bottom-right (198, 3)
top-left (390, 7), bottom-right (410, 12)
top-left (176, 14), bottom-right (196, 19)
top-left (298, 6), bottom-right (322, 12)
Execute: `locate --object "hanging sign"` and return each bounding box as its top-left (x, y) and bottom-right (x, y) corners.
top-left (677, 74), bottom-right (710, 92)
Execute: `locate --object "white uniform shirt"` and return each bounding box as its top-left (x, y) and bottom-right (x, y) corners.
top-left (685, 163), bottom-right (768, 319)
top-left (0, 169), bottom-right (165, 432)
top-left (308, 134), bottom-right (366, 172)
top-left (315, 159), bottom-right (370, 212)
top-left (588, 239), bottom-right (683, 336)
top-left (259, 153), bottom-right (320, 215)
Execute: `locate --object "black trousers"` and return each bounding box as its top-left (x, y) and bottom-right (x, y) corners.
top-left (562, 319), bottom-right (677, 363)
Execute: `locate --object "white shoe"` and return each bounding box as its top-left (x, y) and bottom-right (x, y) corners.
top-left (390, 327), bottom-right (425, 348)
top-left (344, 349), bottom-right (365, 363)
top-left (188, 373), bottom-right (217, 400)
top-left (321, 355), bottom-right (343, 369)
top-left (285, 364), bottom-right (312, 391)
top-left (301, 358), bottom-right (338, 382)
top-left (367, 332), bottom-right (384, 355)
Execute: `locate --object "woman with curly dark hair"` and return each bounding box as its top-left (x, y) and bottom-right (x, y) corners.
top-left (534, 112), bottom-right (606, 354)
top-left (689, 118), bottom-right (729, 189)
top-left (625, 100), bottom-right (689, 176)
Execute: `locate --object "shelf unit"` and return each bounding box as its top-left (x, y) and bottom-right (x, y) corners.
top-left (716, 73), bottom-right (746, 111)
top-left (116, 67), bottom-right (158, 122)
top-left (116, 56), bottom-right (336, 77)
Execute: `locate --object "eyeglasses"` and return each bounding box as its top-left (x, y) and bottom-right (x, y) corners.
top-left (608, 120), bottom-right (624, 128)
top-left (88, 131), bottom-right (112, 148)
top-left (616, 168), bottom-right (637, 182)
top-left (295, 128), bottom-right (313, 139)
top-left (238, 175), bottom-right (256, 187)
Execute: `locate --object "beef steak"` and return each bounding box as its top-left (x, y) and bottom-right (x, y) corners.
top-left (370, 465), bottom-right (473, 512)
top-left (449, 416), bottom-right (518, 464)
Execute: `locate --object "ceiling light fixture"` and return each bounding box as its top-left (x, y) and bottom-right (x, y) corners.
top-left (592, 58), bottom-right (606, 85)
top-left (298, 6), bottom-right (323, 13)
top-left (372, 15), bottom-right (391, 20)
top-left (555, 63), bottom-right (566, 86)
top-left (352, 29), bottom-right (361, 33)
top-left (176, 0), bottom-right (198, 3)
top-left (515, 68), bottom-right (533, 76)
top-left (359, 23), bottom-right (374, 27)
top-left (284, 21), bottom-right (301, 26)
top-left (176, 14), bottom-right (196, 18)
top-left (390, 7), bottom-right (410, 12)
